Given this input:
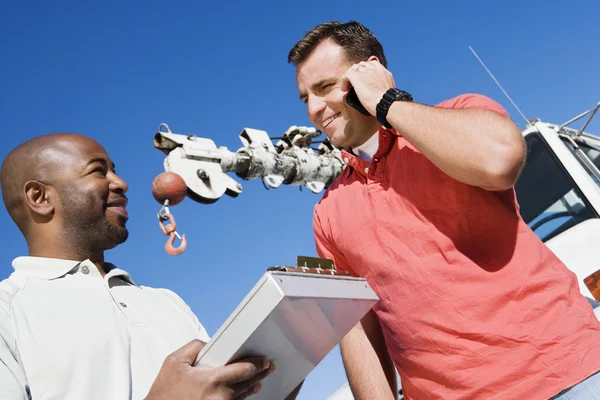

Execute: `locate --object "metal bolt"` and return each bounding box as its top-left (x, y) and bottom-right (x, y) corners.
top-left (197, 170), bottom-right (209, 180)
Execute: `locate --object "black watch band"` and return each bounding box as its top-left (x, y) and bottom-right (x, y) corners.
top-left (376, 88), bottom-right (413, 129)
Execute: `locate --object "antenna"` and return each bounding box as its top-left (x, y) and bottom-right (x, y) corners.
top-left (468, 46), bottom-right (532, 127)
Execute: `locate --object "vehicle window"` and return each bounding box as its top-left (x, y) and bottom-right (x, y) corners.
top-left (568, 140), bottom-right (600, 186)
top-left (581, 143), bottom-right (600, 169)
top-left (514, 132), bottom-right (597, 241)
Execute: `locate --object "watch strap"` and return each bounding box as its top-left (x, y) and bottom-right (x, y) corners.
top-left (376, 88), bottom-right (413, 128)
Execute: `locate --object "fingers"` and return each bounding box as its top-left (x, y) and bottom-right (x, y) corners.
top-left (353, 60), bottom-right (381, 74)
top-left (354, 61), bottom-right (369, 72)
top-left (230, 362), bottom-right (276, 398)
top-left (232, 383), bottom-right (262, 400)
top-left (217, 357), bottom-right (272, 385)
top-left (344, 60), bottom-right (396, 112)
top-left (341, 61), bottom-right (376, 92)
top-left (340, 73), bottom-right (352, 93)
top-left (169, 339), bottom-right (206, 366)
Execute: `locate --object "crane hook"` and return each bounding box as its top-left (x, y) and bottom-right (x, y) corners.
top-left (157, 207), bottom-right (187, 256)
top-left (165, 231), bottom-right (187, 256)
top-left (158, 213), bottom-right (177, 236)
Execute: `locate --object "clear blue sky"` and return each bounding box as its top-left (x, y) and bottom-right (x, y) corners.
top-left (1, 1), bottom-right (598, 398)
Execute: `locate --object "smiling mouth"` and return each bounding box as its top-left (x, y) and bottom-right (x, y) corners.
top-left (107, 205), bottom-right (129, 219)
top-left (105, 197), bottom-right (129, 219)
top-left (323, 113), bottom-right (341, 128)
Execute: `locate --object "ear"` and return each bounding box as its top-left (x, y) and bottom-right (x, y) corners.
top-left (368, 55), bottom-right (380, 63)
top-left (23, 180), bottom-right (55, 217)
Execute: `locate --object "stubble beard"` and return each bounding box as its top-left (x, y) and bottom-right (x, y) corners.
top-left (59, 190), bottom-right (129, 253)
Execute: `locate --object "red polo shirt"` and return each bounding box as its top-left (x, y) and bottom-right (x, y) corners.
top-left (313, 94), bottom-right (600, 399)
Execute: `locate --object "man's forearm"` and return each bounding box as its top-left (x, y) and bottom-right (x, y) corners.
top-left (386, 101), bottom-right (525, 190)
top-left (341, 312), bottom-right (397, 400)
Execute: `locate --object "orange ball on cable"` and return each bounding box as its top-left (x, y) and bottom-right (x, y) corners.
top-left (152, 171), bottom-right (188, 206)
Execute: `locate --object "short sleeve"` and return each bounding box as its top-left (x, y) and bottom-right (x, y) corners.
top-left (156, 289), bottom-right (210, 342)
top-left (436, 93), bottom-right (510, 118)
top-left (0, 338), bottom-right (28, 400)
top-left (437, 93), bottom-right (522, 207)
top-left (0, 285), bottom-right (29, 400)
top-left (313, 207), bottom-right (356, 276)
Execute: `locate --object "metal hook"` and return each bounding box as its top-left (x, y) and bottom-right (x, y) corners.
top-left (165, 231), bottom-right (187, 256)
top-left (157, 199), bottom-right (171, 221)
top-left (159, 213), bottom-right (177, 236)
top-left (156, 200), bottom-right (187, 256)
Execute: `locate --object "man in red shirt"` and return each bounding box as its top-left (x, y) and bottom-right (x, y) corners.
top-left (288, 21), bottom-right (600, 399)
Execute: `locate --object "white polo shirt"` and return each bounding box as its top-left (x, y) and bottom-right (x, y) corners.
top-left (0, 256), bottom-right (210, 400)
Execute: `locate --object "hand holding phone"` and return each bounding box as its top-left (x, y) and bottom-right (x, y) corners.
top-left (346, 87), bottom-right (371, 116)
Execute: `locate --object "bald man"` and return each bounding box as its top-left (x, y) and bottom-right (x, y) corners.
top-left (0, 134), bottom-right (276, 400)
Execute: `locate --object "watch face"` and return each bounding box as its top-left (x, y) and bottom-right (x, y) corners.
top-left (383, 89), bottom-right (413, 103)
top-left (397, 90), bottom-right (413, 102)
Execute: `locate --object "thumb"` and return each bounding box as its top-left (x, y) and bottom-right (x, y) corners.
top-left (340, 73), bottom-right (352, 93)
top-left (171, 339), bottom-right (206, 366)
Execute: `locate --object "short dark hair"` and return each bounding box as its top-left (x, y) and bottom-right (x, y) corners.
top-left (287, 21), bottom-right (387, 68)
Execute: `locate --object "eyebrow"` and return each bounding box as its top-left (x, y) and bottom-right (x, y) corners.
top-left (299, 78), bottom-right (338, 101)
top-left (87, 157), bottom-right (116, 170)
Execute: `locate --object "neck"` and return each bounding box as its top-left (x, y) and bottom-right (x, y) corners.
top-left (352, 130), bottom-right (380, 161)
top-left (27, 236), bottom-right (107, 276)
top-left (351, 124), bottom-right (381, 148)
top-left (351, 117), bottom-right (381, 147)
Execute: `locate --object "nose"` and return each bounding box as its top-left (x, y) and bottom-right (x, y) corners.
top-left (307, 94), bottom-right (326, 124)
top-left (109, 171), bottom-right (129, 194)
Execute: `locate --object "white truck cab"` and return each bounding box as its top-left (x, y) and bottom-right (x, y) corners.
top-left (516, 106), bottom-right (600, 305)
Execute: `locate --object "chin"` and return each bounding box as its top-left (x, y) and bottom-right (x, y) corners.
top-left (105, 221), bottom-right (129, 247)
top-left (329, 134), bottom-right (349, 149)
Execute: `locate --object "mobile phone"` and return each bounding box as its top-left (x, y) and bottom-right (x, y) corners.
top-left (346, 87), bottom-right (370, 116)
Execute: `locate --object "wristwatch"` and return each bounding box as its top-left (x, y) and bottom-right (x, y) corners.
top-left (376, 88), bottom-right (413, 129)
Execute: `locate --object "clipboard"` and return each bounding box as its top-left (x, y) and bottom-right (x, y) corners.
top-left (194, 265), bottom-right (379, 399)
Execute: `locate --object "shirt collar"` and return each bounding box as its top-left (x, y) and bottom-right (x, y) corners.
top-left (12, 256), bottom-right (136, 285)
top-left (342, 127), bottom-right (400, 177)
top-left (351, 131), bottom-right (379, 162)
